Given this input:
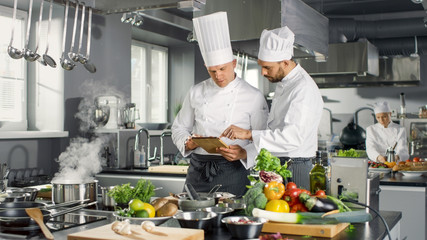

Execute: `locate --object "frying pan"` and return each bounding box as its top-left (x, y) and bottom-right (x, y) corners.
top-left (0, 201), bottom-right (96, 229)
top-left (0, 199), bottom-right (89, 210)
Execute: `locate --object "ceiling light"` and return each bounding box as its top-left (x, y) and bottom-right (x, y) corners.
top-left (121, 13), bottom-right (133, 24)
top-left (132, 14), bottom-right (144, 26)
top-left (411, 0), bottom-right (423, 4)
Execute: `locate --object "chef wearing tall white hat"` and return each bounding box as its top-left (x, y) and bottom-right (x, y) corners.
top-left (219, 26), bottom-right (324, 190)
top-left (366, 101), bottom-right (409, 162)
top-left (171, 12), bottom-right (268, 196)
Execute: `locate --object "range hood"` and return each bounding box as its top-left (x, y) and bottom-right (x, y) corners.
top-left (307, 56), bottom-right (421, 88)
top-left (300, 40), bottom-right (379, 77)
top-left (194, 0), bottom-right (329, 59)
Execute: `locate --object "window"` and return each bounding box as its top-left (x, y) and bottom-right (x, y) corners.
top-left (131, 40), bottom-right (168, 123)
top-left (0, 5), bottom-right (27, 131)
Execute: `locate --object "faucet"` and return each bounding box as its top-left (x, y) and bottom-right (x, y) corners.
top-left (160, 131), bottom-right (172, 165)
top-left (135, 128), bottom-right (157, 167)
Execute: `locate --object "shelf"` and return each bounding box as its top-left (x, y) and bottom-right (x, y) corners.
top-left (0, 131), bottom-right (69, 139)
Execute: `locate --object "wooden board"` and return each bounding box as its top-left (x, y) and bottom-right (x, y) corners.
top-left (68, 224), bottom-right (204, 240)
top-left (262, 222), bottom-right (349, 238)
top-left (148, 165), bottom-right (189, 174)
top-left (191, 137), bottom-right (228, 153)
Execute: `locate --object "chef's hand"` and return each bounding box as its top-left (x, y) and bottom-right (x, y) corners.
top-left (220, 125), bottom-right (252, 140)
top-left (217, 145), bottom-right (247, 162)
top-left (377, 155), bottom-right (387, 163)
top-left (185, 135), bottom-right (200, 151)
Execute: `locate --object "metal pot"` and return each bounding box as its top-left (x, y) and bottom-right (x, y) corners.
top-left (51, 179), bottom-right (98, 204)
top-left (100, 186), bottom-right (116, 207)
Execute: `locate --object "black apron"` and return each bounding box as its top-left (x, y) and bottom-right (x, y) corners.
top-left (184, 153), bottom-right (250, 197)
top-left (279, 157), bottom-right (314, 190)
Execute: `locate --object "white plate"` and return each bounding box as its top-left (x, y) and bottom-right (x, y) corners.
top-left (369, 167), bottom-right (392, 173)
top-left (400, 171), bottom-right (427, 177)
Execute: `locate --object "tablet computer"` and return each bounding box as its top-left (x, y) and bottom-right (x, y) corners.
top-left (191, 137), bottom-right (229, 154)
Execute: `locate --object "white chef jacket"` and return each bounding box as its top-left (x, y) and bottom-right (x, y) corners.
top-left (243, 64), bottom-right (324, 169)
top-left (366, 122), bottom-right (409, 162)
top-left (172, 76), bottom-right (268, 158)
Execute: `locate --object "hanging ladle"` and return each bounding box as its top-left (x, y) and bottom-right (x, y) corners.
top-left (74, 2), bottom-right (85, 64)
top-left (80, 6), bottom-right (96, 73)
top-left (23, 0), bottom-right (39, 62)
top-left (38, 0), bottom-right (56, 67)
top-left (67, 1), bottom-right (80, 62)
top-left (7, 0), bottom-right (23, 59)
top-left (60, 0), bottom-right (75, 70)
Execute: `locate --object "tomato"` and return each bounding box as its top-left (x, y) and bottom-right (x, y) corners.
top-left (406, 159), bottom-right (412, 163)
top-left (265, 199), bottom-right (290, 213)
top-left (314, 190), bottom-right (326, 197)
top-left (300, 189), bottom-right (311, 195)
top-left (290, 202), bottom-right (308, 213)
top-left (285, 182), bottom-right (297, 190)
top-left (413, 157), bottom-right (420, 162)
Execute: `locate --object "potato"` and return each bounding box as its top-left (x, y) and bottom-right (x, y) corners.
top-left (151, 198), bottom-right (169, 211)
top-left (156, 202), bottom-right (178, 217)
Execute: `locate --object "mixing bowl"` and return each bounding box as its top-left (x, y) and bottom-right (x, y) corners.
top-left (173, 211), bottom-right (217, 231)
top-left (222, 216), bottom-right (268, 239)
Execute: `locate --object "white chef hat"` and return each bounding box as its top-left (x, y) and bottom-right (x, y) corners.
top-left (193, 12), bottom-right (233, 67)
top-left (258, 26), bottom-right (295, 62)
top-left (373, 101), bottom-right (392, 114)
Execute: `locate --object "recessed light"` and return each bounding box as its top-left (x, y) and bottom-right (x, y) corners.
top-left (411, 0), bottom-right (423, 4)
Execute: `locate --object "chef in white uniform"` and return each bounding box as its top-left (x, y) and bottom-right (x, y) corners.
top-left (219, 26), bottom-right (324, 190)
top-left (171, 12), bottom-right (268, 197)
top-left (366, 101), bottom-right (409, 162)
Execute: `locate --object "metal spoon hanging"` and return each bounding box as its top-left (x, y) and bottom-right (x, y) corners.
top-left (23, 0), bottom-right (39, 62)
top-left (74, 2), bottom-right (85, 64)
top-left (60, 0), bottom-right (75, 70)
top-left (68, 1), bottom-right (80, 62)
top-left (7, 0), bottom-right (23, 59)
top-left (38, 0), bottom-right (56, 67)
top-left (81, 6), bottom-right (96, 73)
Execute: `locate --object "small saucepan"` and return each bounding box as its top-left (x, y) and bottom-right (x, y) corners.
top-left (0, 199), bottom-right (89, 211)
top-left (0, 201), bottom-right (96, 229)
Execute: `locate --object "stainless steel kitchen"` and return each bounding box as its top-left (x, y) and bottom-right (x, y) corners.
top-left (0, 0), bottom-right (426, 239)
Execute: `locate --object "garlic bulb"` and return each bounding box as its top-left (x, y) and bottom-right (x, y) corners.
top-left (111, 219), bottom-right (132, 235)
top-left (141, 220), bottom-right (155, 232)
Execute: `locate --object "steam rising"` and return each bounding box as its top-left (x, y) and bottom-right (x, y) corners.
top-left (53, 79), bottom-right (128, 183)
top-left (52, 137), bottom-right (105, 183)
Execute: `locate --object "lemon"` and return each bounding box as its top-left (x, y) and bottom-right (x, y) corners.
top-left (129, 199), bottom-right (145, 212)
top-left (265, 199), bottom-right (290, 213)
top-left (141, 203), bottom-right (156, 218)
top-left (135, 210), bottom-right (150, 218)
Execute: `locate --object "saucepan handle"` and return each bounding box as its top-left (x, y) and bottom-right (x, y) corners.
top-left (50, 201), bottom-right (97, 218)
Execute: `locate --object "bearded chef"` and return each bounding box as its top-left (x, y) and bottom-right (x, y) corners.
top-left (366, 101), bottom-right (409, 162)
top-left (218, 26), bottom-right (324, 190)
top-left (171, 12), bottom-right (268, 197)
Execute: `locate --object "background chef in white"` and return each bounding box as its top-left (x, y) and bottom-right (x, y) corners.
top-left (171, 12), bottom-right (268, 197)
top-left (366, 101), bottom-right (409, 162)
top-left (219, 26), bottom-right (324, 190)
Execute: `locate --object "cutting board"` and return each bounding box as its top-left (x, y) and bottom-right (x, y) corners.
top-left (67, 224), bottom-right (204, 240)
top-left (148, 165), bottom-right (189, 174)
top-left (262, 222), bottom-right (349, 238)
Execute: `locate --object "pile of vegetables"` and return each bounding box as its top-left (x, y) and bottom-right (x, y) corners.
top-left (248, 148), bottom-right (292, 185)
top-left (336, 148), bottom-right (361, 157)
top-left (107, 179), bottom-right (156, 204)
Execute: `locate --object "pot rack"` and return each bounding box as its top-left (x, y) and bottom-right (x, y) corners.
top-left (50, 0), bottom-right (206, 15)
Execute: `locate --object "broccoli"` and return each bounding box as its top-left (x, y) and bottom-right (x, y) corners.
top-left (243, 182), bottom-right (267, 216)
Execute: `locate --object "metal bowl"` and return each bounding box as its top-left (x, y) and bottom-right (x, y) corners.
top-left (221, 216), bottom-right (268, 239)
top-left (112, 211), bottom-right (172, 226)
top-left (173, 211), bottom-right (217, 231)
top-left (178, 197), bottom-right (215, 211)
top-left (201, 207), bottom-right (234, 227)
top-left (7, 188), bottom-right (38, 201)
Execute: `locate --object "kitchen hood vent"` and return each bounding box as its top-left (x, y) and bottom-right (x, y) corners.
top-left (300, 40), bottom-right (379, 77)
top-left (194, 0), bottom-right (329, 59)
top-left (310, 56), bottom-right (420, 88)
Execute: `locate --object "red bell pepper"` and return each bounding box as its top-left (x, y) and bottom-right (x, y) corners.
top-left (283, 188), bottom-right (302, 207)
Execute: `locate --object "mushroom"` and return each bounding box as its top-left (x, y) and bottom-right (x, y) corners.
top-left (141, 220), bottom-right (155, 232)
top-left (111, 219), bottom-right (132, 235)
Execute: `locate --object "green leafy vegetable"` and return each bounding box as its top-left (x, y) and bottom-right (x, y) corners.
top-left (254, 148), bottom-right (292, 180)
top-left (336, 149), bottom-right (361, 157)
top-left (107, 179), bottom-right (155, 204)
top-left (326, 195), bottom-right (352, 212)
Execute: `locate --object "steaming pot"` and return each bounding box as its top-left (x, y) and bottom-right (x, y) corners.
top-left (51, 180), bottom-right (98, 204)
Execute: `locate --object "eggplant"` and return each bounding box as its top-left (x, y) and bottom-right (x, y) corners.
top-left (299, 192), bottom-right (338, 212)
